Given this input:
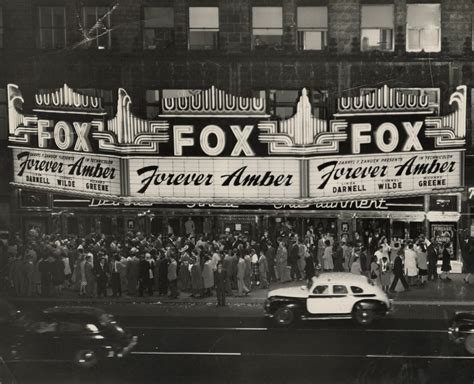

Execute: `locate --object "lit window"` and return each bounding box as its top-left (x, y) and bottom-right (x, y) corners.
top-left (38, 7), bottom-right (66, 49)
top-left (406, 4), bottom-right (441, 52)
top-left (361, 5), bottom-right (394, 52)
top-left (257, 89), bottom-right (328, 120)
top-left (143, 7), bottom-right (174, 50)
top-left (82, 6), bottom-right (112, 49)
top-left (0, 8), bottom-right (4, 49)
top-left (146, 90), bottom-right (160, 118)
top-left (0, 88), bottom-right (6, 140)
top-left (252, 7), bottom-right (283, 49)
top-left (297, 7), bottom-right (327, 50)
top-left (78, 88), bottom-right (114, 115)
top-left (188, 7), bottom-right (219, 50)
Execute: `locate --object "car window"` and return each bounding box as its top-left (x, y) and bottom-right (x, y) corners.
top-left (312, 285), bottom-right (329, 295)
top-left (31, 321), bottom-right (58, 334)
top-left (333, 285), bottom-right (348, 294)
top-left (351, 286), bottom-right (364, 294)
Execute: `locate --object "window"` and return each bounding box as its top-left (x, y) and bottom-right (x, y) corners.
top-left (38, 7), bottom-right (66, 49)
top-left (351, 286), bottom-right (364, 294)
top-left (0, 88), bottom-right (6, 140)
top-left (0, 8), bottom-right (3, 49)
top-left (188, 7), bottom-right (219, 50)
top-left (406, 4), bottom-right (441, 52)
top-left (297, 7), bottom-right (327, 50)
top-left (333, 285), bottom-right (348, 294)
top-left (252, 7), bottom-right (283, 49)
top-left (361, 87), bottom-right (440, 114)
top-left (146, 90), bottom-right (160, 118)
top-left (312, 285), bottom-right (329, 295)
top-left (258, 89), bottom-right (328, 119)
top-left (361, 5), bottom-right (394, 52)
top-left (82, 6), bottom-right (112, 49)
top-left (77, 88), bottom-right (114, 115)
top-left (143, 7), bottom-right (174, 50)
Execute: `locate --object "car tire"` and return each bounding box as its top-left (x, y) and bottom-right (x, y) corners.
top-left (273, 307), bottom-right (296, 326)
top-left (74, 349), bottom-right (99, 369)
top-left (464, 335), bottom-right (474, 355)
top-left (353, 304), bottom-right (374, 326)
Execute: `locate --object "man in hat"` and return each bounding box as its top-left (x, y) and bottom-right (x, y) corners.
top-left (95, 255), bottom-right (109, 297)
top-left (138, 253), bottom-right (154, 297)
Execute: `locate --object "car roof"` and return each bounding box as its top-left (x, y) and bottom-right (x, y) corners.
top-left (43, 306), bottom-right (107, 321)
top-left (312, 272), bottom-right (369, 285)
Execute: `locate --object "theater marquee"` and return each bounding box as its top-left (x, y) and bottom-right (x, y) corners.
top-left (7, 83), bottom-right (466, 203)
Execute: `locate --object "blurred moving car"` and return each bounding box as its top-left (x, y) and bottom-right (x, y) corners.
top-left (448, 311), bottom-right (474, 354)
top-left (264, 272), bottom-right (392, 326)
top-left (1, 304), bottom-right (137, 368)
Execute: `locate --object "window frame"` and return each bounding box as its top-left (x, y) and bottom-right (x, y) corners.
top-left (38, 6), bottom-right (67, 50)
top-left (82, 6), bottom-right (112, 49)
top-left (360, 4), bottom-right (394, 52)
top-left (143, 7), bottom-right (175, 50)
top-left (406, 3), bottom-right (441, 53)
top-left (188, 6), bottom-right (219, 50)
top-left (296, 6), bottom-right (328, 51)
top-left (251, 6), bottom-right (283, 50)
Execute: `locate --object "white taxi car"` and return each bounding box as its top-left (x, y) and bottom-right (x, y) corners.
top-left (264, 273), bottom-right (392, 326)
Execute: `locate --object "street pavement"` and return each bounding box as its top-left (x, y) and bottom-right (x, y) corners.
top-left (4, 274), bottom-right (474, 383)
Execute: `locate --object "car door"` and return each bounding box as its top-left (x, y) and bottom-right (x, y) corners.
top-left (306, 284), bottom-right (337, 315)
top-left (331, 284), bottom-right (354, 314)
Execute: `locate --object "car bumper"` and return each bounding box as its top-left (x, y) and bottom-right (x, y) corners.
top-left (108, 336), bottom-right (138, 358)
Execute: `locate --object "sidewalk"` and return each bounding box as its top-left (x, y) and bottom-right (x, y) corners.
top-left (6, 274), bottom-right (474, 307)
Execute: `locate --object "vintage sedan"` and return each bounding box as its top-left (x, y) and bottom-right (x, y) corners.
top-left (448, 311), bottom-right (474, 354)
top-left (2, 305), bottom-right (137, 368)
top-left (264, 272), bottom-right (392, 326)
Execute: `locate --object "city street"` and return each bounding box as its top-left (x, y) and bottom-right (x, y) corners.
top-left (5, 301), bottom-right (474, 384)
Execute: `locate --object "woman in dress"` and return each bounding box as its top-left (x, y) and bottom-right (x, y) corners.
top-left (379, 256), bottom-right (391, 292)
top-left (322, 240), bottom-right (334, 272)
top-left (416, 243), bottom-right (428, 285)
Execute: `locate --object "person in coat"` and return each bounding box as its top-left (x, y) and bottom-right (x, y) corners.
top-left (214, 262), bottom-right (227, 306)
top-left (22, 255), bottom-right (35, 296)
top-left (265, 242), bottom-right (277, 282)
top-left (427, 240), bottom-right (439, 281)
top-left (190, 256), bottom-right (203, 298)
top-left (369, 256), bottom-right (381, 287)
top-left (95, 256), bottom-right (109, 297)
top-left (84, 254), bottom-right (96, 297)
top-left (178, 254), bottom-right (192, 292)
top-left (276, 241), bottom-right (289, 282)
top-left (168, 256), bottom-right (179, 298)
top-left (157, 254), bottom-right (169, 296)
top-left (440, 243), bottom-right (452, 281)
top-left (222, 251), bottom-right (234, 296)
top-left (404, 243), bottom-right (418, 286)
top-left (389, 252), bottom-right (409, 292)
top-left (244, 253), bottom-right (252, 290)
top-left (304, 251), bottom-right (316, 285)
top-left (202, 256), bottom-right (214, 297)
top-left (126, 252), bottom-right (140, 296)
top-left (322, 240), bottom-right (334, 271)
top-left (333, 242), bottom-right (344, 272)
top-left (416, 243), bottom-right (428, 285)
top-left (237, 255), bottom-right (250, 296)
top-left (379, 256), bottom-right (391, 292)
top-left (110, 254), bottom-right (122, 297)
top-left (258, 250), bottom-right (269, 289)
top-left (289, 241), bottom-right (300, 281)
top-left (297, 242), bottom-right (307, 280)
top-left (138, 253), bottom-right (155, 297)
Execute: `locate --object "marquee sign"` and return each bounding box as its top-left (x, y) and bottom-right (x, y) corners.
top-left (7, 83), bottom-right (466, 204)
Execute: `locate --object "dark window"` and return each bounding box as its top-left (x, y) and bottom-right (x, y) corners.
top-left (38, 7), bottom-right (66, 49)
top-left (297, 7), bottom-right (327, 50)
top-left (0, 7), bottom-right (4, 48)
top-left (351, 286), bottom-right (364, 294)
top-left (188, 7), bottom-right (219, 50)
top-left (143, 7), bottom-right (174, 50)
top-left (0, 88), bottom-right (6, 140)
top-left (252, 7), bottom-right (282, 50)
top-left (312, 285), bottom-right (329, 295)
top-left (333, 285), bottom-right (348, 294)
top-left (82, 6), bottom-right (112, 49)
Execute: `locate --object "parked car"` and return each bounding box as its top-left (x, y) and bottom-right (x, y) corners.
top-left (1, 305), bottom-right (137, 368)
top-left (264, 272), bottom-right (392, 326)
top-left (448, 311), bottom-right (474, 354)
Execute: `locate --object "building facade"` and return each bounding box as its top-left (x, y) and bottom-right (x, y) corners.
top-left (0, 0), bottom-right (473, 254)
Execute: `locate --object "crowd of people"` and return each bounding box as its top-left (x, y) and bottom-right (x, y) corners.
top-left (0, 224), bottom-right (467, 304)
